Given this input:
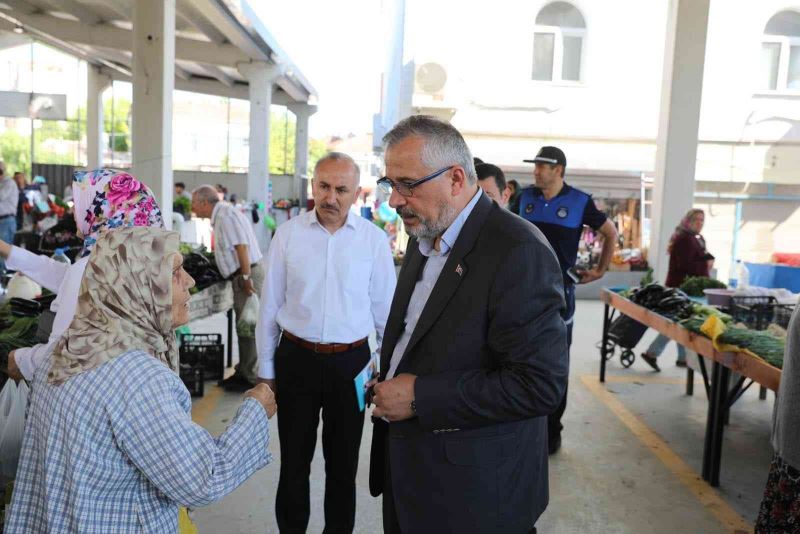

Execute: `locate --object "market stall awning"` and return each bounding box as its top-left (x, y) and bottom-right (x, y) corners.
top-left (0, 0), bottom-right (317, 104)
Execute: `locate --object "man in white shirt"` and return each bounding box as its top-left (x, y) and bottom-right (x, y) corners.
top-left (191, 185), bottom-right (263, 390)
top-left (0, 162), bottom-right (19, 275)
top-left (256, 152), bottom-right (396, 534)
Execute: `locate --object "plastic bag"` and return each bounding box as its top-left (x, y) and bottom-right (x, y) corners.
top-left (0, 380), bottom-right (29, 478)
top-left (236, 294), bottom-right (259, 338)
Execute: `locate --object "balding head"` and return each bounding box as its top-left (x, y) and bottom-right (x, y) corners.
top-left (191, 185), bottom-right (221, 218)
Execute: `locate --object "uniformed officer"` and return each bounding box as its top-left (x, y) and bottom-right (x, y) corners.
top-left (518, 146), bottom-right (619, 455)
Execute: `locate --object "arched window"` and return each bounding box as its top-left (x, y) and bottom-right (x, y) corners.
top-left (761, 10), bottom-right (800, 91)
top-left (532, 1), bottom-right (586, 82)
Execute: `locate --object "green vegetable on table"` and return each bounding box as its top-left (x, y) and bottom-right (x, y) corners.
top-left (173, 196), bottom-right (191, 215)
top-left (718, 325), bottom-right (786, 368)
top-left (690, 303), bottom-right (732, 324)
top-left (0, 311), bottom-right (39, 361)
top-left (678, 316), bottom-right (785, 368)
top-left (679, 276), bottom-right (727, 297)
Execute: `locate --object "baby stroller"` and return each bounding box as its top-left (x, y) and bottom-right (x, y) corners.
top-left (603, 314), bottom-right (649, 368)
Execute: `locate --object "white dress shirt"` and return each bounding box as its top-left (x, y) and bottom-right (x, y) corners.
top-left (6, 247), bottom-right (89, 380)
top-left (256, 209), bottom-right (397, 379)
top-left (385, 189), bottom-right (483, 379)
top-left (0, 176), bottom-right (19, 217)
top-left (211, 201), bottom-right (263, 278)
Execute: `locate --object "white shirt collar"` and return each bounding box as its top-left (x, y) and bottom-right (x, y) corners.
top-left (307, 208), bottom-right (358, 231)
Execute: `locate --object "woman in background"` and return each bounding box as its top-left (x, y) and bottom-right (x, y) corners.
top-left (641, 208), bottom-right (714, 371)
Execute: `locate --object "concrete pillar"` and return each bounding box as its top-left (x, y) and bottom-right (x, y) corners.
top-left (86, 66), bottom-right (111, 170)
top-left (650, 0), bottom-right (710, 281)
top-left (288, 103), bottom-right (317, 204)
top-left (238, 60), bottom-right (284, 253)
top-left (131, 0), bottom-right (175, 228)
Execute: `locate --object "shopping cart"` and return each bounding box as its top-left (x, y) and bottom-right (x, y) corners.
top-left (603, 314), bottom-right (649, 368)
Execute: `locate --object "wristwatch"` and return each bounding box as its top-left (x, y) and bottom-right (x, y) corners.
top-left (241, 273), bottom-right (251, 281)
top-left (410, 399), bottom-right (417, 416)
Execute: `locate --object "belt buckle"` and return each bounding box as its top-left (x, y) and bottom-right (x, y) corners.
top-left (313, 342), bottom-right (320, 354)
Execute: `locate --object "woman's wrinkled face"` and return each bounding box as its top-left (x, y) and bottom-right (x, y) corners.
top-left (170, 253), bottom-right (195, 328)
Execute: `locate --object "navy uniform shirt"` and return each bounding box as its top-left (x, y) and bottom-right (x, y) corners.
top-left (517, 183), bottom-right (607, 285)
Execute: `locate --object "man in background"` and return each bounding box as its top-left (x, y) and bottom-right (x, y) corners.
top-left (191, 185), bottom-right (263, 391)
top-left (13, 172), bottom-right (27, 230)
top-left (257, 152), bottom-right (395, 533)
top-left (174, 182), bottom-right (192, 201)
top-left (476, 162), bottom-right (511, 209)
top-left (0, 162), bottom-right (19, 275)
top-left (518, 145), bottom-right (619, 455)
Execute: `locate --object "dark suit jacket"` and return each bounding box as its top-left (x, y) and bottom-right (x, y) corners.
top-left (369, 194), bottom-right (568, 533)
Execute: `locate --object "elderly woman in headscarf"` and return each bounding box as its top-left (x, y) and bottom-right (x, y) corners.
top-left (640, 208), bottom-right (715, 371)
top-left (5, 226), bottom-right (276, 532)
top-left (0, 169), bottom-right (164, 381)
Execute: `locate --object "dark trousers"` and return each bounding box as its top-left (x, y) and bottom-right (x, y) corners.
top-left (548, 283), bottom-right (575, 440)
top-left (382, 439), bottom-right (402, 534)
top-left (274, 336), bottom-right (370, 534)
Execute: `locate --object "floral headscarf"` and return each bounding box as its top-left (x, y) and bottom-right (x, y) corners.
top-left (72, 169), bottom-right (164, 257)
top-left (49, 227), bottom-right (181, 384)
top-left (668, 208), bottom-right (705, 254)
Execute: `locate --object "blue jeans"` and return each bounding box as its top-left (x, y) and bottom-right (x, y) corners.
top-left (0, 216), bottom-right (17, 274)
top-left (646, 333), bottom-right (686, 362)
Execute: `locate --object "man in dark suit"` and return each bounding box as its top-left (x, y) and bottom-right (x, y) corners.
top-left (370, 115), bottom-right (568, 534)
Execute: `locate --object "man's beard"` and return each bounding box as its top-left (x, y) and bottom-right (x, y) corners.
top-left (397, 201), bottom-right (458, 241)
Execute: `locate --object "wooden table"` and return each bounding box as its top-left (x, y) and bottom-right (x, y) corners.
top-left (599, 288), bottom-right (781, 487)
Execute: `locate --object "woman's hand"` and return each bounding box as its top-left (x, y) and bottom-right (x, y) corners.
top-left (0, 239), bottom-right (11, 260)
top-left (245, 383), bottom-right (277, 419)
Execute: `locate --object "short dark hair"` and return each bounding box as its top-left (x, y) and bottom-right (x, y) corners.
top-left (175, 182), bottom-right (186, 189)
top-left (475, 163), bottom-right (506, 193)
top-left (507, 179), bottom-right (520, 192)
top-left (473, 157), bottom-right (484, 166)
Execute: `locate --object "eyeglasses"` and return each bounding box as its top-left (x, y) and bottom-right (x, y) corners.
top-left (376, 165), bottom-right (454, 197)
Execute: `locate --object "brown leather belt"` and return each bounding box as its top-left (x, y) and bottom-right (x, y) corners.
top-left (282, 330), bottom-right (368, 354)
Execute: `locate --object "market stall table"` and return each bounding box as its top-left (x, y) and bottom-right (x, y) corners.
top-left (598, 287), bottom-right (782, 487)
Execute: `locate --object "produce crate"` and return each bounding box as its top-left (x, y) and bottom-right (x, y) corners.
top-left (188, 281), bottom-right (233, 321)
top-left (729, 296), bottom-right (792, 330)
top-left (775, 304), bottom-right (796, 329)
top-left (179, 363), bottom-right (204, 397)
top-left (179, 333), bottom-right (224, 381)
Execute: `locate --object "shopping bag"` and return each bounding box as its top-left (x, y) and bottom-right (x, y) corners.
top-left (0, 380), bottom-right (28, 478)
top-left (236, 294), bottom-right (260, 338)
top-left (0, 381), bottom-right (17, 427)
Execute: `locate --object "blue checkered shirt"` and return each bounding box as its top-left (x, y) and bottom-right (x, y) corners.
top-left (5, 350), bottom-right (271, 533)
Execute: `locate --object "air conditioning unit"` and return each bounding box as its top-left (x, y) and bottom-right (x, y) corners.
top-left (412, 62), bottom-right (456, 121)
top-left (415, 62), bottom-right (447, 95)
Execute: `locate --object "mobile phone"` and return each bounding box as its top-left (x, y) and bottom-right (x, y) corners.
top-left (566, 267), bottom-right (581, 284)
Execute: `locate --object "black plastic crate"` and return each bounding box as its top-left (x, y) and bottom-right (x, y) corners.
top-left (730, 296), bottom-right (780, 330)
top-left (179, 333), bottom-right (224, 381)
top-left (180, 364), bottom-right (204, 397)
top-left (775, 304), bottom-right (796, 329)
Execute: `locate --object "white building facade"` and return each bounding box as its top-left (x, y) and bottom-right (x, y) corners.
top-left (375, 0), bottom-right (800, 282)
